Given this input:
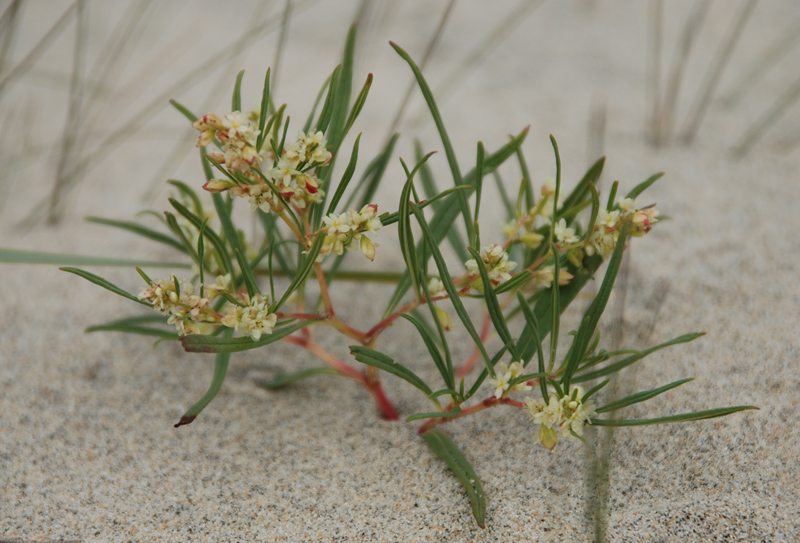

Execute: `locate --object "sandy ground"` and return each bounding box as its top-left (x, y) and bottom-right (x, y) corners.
top-left (1, 1), bottom-right (799, 541)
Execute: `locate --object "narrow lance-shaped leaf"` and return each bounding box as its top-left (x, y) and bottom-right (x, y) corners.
top-left (516, 291), bottom-right (548, 400)
top-left (400, 314), bottom-right (453, 393)
top-left (595, 378), bottom-right (694, 414)
top-left (591, 406), bottom-right (758, 427)
top-left (349, 345), bottom-right (433, 396)
top-left (175, 330), bottom-right (234, 428)
top-left (167, 179), bottom-right (204, 218)
top-left (561, 225), bottom-right (629, 390)
top-left (572, 332), bottom-right (705, 382)
top-left (397, 155), bottom-right (435, 302)
top-left (60, 267), bottom-right (150, 306)
top-left (422, 431), bottom-right (487, 528)
top-left (626, 172), bottom-right (664, 200)
top-left (274, 233), bottom-right (325, 311)
top-left (472, 141), bottom-right (485, 248)
top-left (468, 247), bottom-right (520, 362)
top-left (326, 133), bottom-right (361, 215)
top-left (181, 317), bottom-right (322, 353)
top-left (412, 202), bottom-right (493, 376)
top-left (256, 68), bottom-right (271, 150)
top-left (391, 41), bottom-right (473, 243)
top-left (169, 197), bottom-right (232, 275)
top-left (212, 190), bottom-right (260, 298)
top-left (231, 69), bottom-right (245, 112)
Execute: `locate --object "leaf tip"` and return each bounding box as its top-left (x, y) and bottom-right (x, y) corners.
top-left (174, 415), bottom-right (196, 428)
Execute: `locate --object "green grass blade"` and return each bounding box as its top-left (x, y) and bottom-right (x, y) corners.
top-left (472, 142), bottom-right (485, 243)
top-left (572, 332), bottom-right (705, 382)
top-left (163, 211), bottom-right (201, 269)
top-left (175, 332), bottom-right (233, 428)
top-left (232, 69), bottom-right (245, 111)
top-left (590, 406), bottom-right (758, 427)
top-left (349, 345), bottom-right (433, 396)
top-left (85, 216), bottom-right (186, 253)
top-left (595, 378), bottom-right (694, 414)
top-left (60, 267), bottom-right (150, 306)
top-left (422, 431), bottom-right (487, 528)
top-left (181, 318), bottom-right (322, 353)
top-left (259, 367), bottom-right (340, 389)
top-left (0, 248), bottom-right (189, 268)
top-left (391, 41), bottom-right (473, 243)
top-left (326, 25), bottom-right (355, 151)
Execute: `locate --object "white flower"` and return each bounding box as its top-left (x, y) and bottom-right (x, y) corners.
top-left (597, 209), bottom-right (621, 229)
top-left (487, 367), bottom-right (512, 399)
top-left (428, 278), bottom-right (445, 296)
top-left (223, 294), bottom-right (277, 341)
top-left (532, 265), bottom-right (573, 290)
top-left (465, 244), bottom-right (517, 285)
top-left (323, 212), bottom-right (352, 236)
top-left (554, 218), bottom-right (579, 245)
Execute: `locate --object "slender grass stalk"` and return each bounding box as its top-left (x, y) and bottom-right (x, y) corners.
top-left (679, 0), bottom-right (759, 144)
top-left (645, 0), bottom-right (662, 144)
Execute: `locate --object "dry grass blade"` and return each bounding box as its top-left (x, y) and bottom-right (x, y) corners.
top-left (645, 0), bottom-right (662, 144)
top-left (679, 0), bottom-right (759, 144)
top-left (408, 0), bottom-right (544, 126)
top-left (0, 0), bottom-right (25, 80)
top-left (655, 0), bottom-right (711, 145)
top-left (732, 73), bottom-right (800, 156)
top-left (0, 0), bottom-right (78, 98)
top-left (272, 0), bottom-right (292, 96)
top-left (722, 16), bottom-right (800, 107)
top-left (586, 98), bottom-right (606, 176)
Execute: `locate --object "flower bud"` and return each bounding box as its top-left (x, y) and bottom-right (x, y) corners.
top-left (202, 178), bottom-right (234, 193)
top-left (435, 306), bottom-right (453, 331)
top-left (520, 232), bottom-right (544, 249)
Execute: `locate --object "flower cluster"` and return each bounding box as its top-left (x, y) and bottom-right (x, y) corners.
top-left (464, 244), bottom-right (517, 290)
top-left (585, 197), bottom-right (660, 258)
top-left (221, 293), bottom-right (277, 341)
top-left (530, 264), bottom-right (574, 290)
top-left (319, 204), bottom-right (383, 261)
top-left (487, 361), bottom-right (530, 399)
top-left (525, 386), bottom-right (597, 450)
top-left (138, 275), bottom-right (220, 335)
top-left (195, 110), bottom-right (332, 215)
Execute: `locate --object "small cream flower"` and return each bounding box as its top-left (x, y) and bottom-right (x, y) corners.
top-left (487, 367), bottom-right (512, 399)
top-left (554, 218), bottom-right (579, 245)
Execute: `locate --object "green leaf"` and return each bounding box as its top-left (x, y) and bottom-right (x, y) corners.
top-left (86, 216), bottom-right (186, 254)
top-left (316, 65), bottom-right (341, 134)
top-left (595, 378), bottom-right (694, 414)
top-left (422, 431), bottom-right (487, 528)
top-left (60, 267), bottom-right (150, 306)
top-left (163, 211), bottom-right (201, 269)
top-left (167, 179), bottom-right (205, 217)
top-left (406, 406), bottom-right (461, 422)
top-left (572, 332), bottom-right (705, 382)
top-left (590, 406), bottom-right (758, 427)
top-left (562, 156), bottom-right (605, 214)
top-left (259, 367), bottom-right (340, 389)
top-left (472, 141), bottom-right (485, 245)
top-left (169, 197), bottom-right (232, 275)
top-left (180, 318), bottom-right (321, 353)
top-left (211, 189), bottom-right (259, 297)
top-left (169, 99), bottom-right (198, 123)
top-left (412, 203), bottom-right (492, 376)
top-left (326, 133), bottom-right (361, 214)
top-left (274, 233), bottom-right (324, 311)
top-left (400, 314), bottom-right (453, 391)
top-left (303, 71), bottom-right (330, 133)
top-left (349, 345), bottom-right (432, 396)
top-left (256, 68), bottom-right (271, 150)
top-left (625, 172), bottom-right (664, 200)
top-left (232, 69), bottom-right (245, 112)
top-left (391, 41), bottom-right (473, 243)
top-left (379, 185), bottom-right (471, 227)
top-left (342, 73), bottom-right (372, 138)
top-left (397, 154), bottom-right (435, 303)
top-left (516, 291), bottom-right (548, 399)
top-left (468, 247), bottom-right (520, 361)
top-left (175, 330), bottom-right (234, 428)
top-left (326, 25), bottom-right (355, 151)
top-left (561, 225), bottom-right (629, 390)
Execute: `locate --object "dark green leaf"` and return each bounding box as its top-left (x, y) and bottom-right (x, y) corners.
top-left (625, 172), bottom-right (664, 200)
top-left (256, 68), bottom-right (271, 150)
top-left (595, 378), bottom-right (694, 414)
top-left (326, 133), bottom-right (361, 214)
top-left (175, 330), bottom-right (234, 427)
top-left (232, 69), bottom-right (245, 112)
top-left (181, 318), bottom-right (321, 353)
top-left (349, 345), bottom-right (432, 396)
top-left (422, 431), bottom-right (487, 528)
top-left (400, 313), bottom-right (452, 391)
top-left (590, 406), bottom-right (758, 427)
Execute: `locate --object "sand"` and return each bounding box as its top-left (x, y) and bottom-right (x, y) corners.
top-left (1, 1), bottom-right (799, 541)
